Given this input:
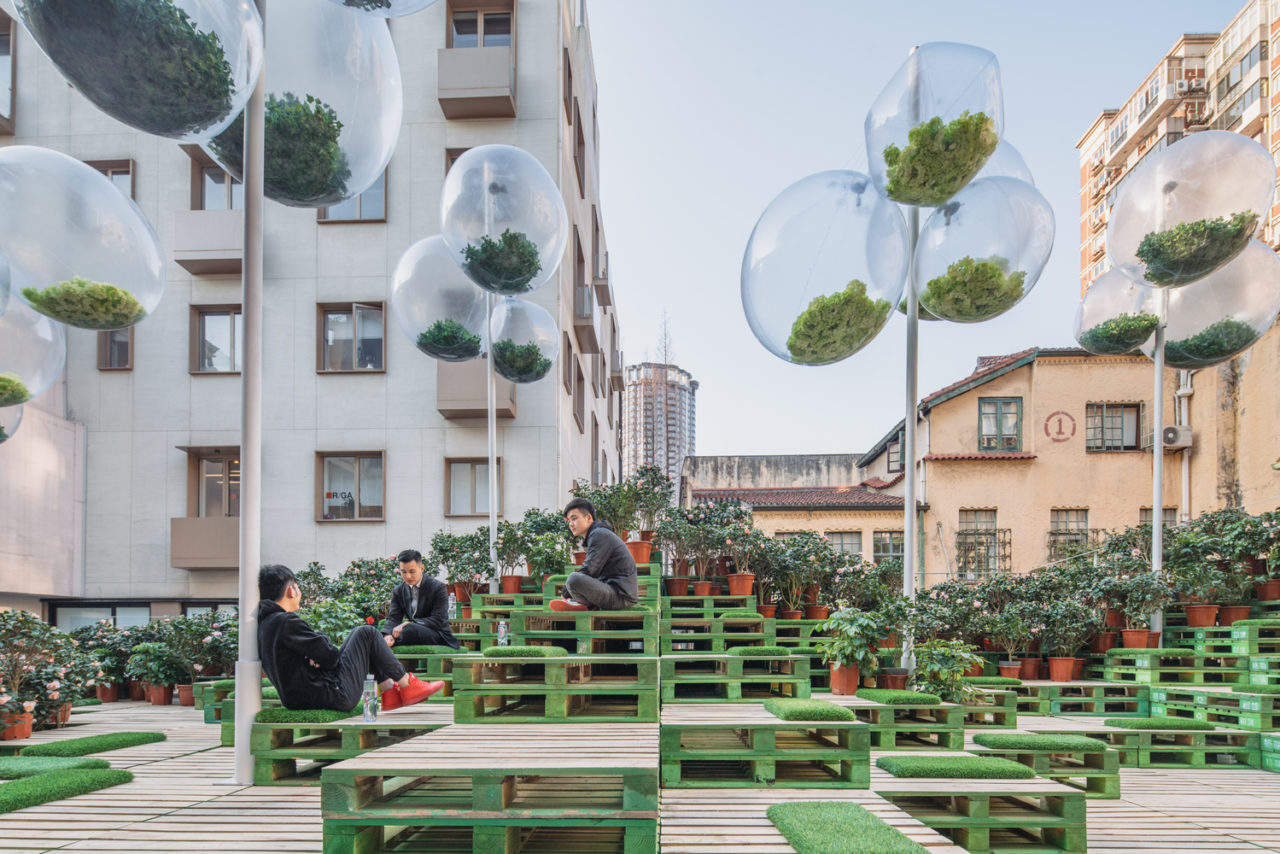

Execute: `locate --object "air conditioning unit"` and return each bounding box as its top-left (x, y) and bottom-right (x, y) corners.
top-left (1191, 78), bottom-right (1206, 90)
top-left (1176, 80), bottom-right (1190, 94)
top-left (1162, 425), bottom-right (1193, 450)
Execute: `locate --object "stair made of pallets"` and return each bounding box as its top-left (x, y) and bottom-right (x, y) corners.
top-left (1250, 655), bottom-right (1280, 687)
top-left (1009, 682), bottom-right (1148, 717)
top-left (658, 702), bottom-right (869, 788)
top-left (826, 696), bottom-right (966, 750)
top-left (960, 689), bottom-right (1018, 728)
top-left (658, 654), bottom-right (810, 703)
top-left (451, 654), bottom-right (660, 723)
top-left (449, 617), bottom-right (500, 651)
top-left (1148, 686), bottom-right (1280, 731)
top-left (1023, 721), bottom-right (1260, 768)
top-left (1102, 649), bottom-right (1250, 686)
top-left (966, 744), bottom-right (1120, 798)
top-left (660, 594), bottom-right (757, 619)
top-left (659, 616), bottom-right (776, 654)
top-left (219, 695), bottom-right (282, 746)
top-left (506, 610), bottom-right (660, 656)
top-left (1261, 733), bottom-right (1280, 772)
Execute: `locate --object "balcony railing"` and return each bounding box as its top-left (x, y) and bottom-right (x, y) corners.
top-left (170, 516), bottom-right (239, 569)
top-left (609, 348), bottom-right (624, 391)
top-left (573, 283), bottom-right (599, 353)
top-left (593, 249), bottom-right (611, 306)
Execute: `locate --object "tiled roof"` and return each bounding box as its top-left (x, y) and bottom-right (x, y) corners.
top-left (859, 474), bottom-right (904, 489)
top-left (921, 348), bottom-right (1036, 407)
top-left (921, 452), bottom-right (1037, 461)
top-left (691, 486), bottom-right (904, 509)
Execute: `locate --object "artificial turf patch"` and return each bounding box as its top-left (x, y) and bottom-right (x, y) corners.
top-left (1233, 684), bottom-right (1280, 694)
top-left (19, 732), bottom-right (166, 757)
top-left (210, 679), bottom-right (269, 692)
top-left (766, 800), bottom-right (929, 854)
top-left (763, 698), bottom-right (855, 721)
top-left (1106, 648), bottom-right (1188, 655)
top-left (718, 609), bottom-right (764, 619)
top-left (854, 688), bottom-right (941, 705)
top-left (391, 645), bottom-right (459, 655)
top-left (0, 757), bottom-right (110, 779)
top-left (727, 646), bottom-right (792, 657)
top-left (876, 754), bottom-right (1036, 779)
top-left (228, 687), bottom-right (279, 700)
top-left (0, 768), bottom-right (134, 814)
top-left (481, 645), bottom-right (568, 657)
top-left (972, 733), bottom-right (1110, 752)
top-left (254, 707), bottom-right (360, 724)
top-left (961, 676), bottom-right (1022, 686)
top-left (1103, 717), bottom-right (1215, 730)
top-left (1232, 619), bottom-right (1280, 627)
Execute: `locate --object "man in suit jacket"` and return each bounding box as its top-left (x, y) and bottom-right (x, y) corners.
top-left (382, 549), bottom-right (461, 649)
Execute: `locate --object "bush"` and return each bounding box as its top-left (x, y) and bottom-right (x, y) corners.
top-left (882, 111), bottom-right (998, 206)
top-left (854, 688), bottom-right (940, 706)
top-left (491, 339), bottom-right (552, 383)
top-left (71, 698), bottom-right (102, 708)
top-left (0, 757), bottom-right (110, 779)
top-left (481, 646), bottom-right (567, 658)
top-left (727, 646), bottom-right (792, 657)
top-left (0, 768), bottom-right (134, 814)
top-left (1078, 312), bottom-right (1160, 355)
top-left (1165, 318), bottom-right (1260, 368)
top-left (876, 754), bottom-right (1035, 779)
top-left (786, 279), bottom-right (890, 365)
top-left (766, 801), bottom-right (930, 854)
top-left (125, 642), bottom-right (186, 687)
top-left (255, 707), bottom-right (360, 724)
top-left (1136, 211), bottom-right (1258, 286)
top-left (1103, 717), bottom-right (1215, 730)
top-left (763, 698), bottom-right (855, 721)
top-left (417, 318), bottom-right (482, 362)
top-left (912, 638), bottom-right (982, 703)
top-left (462, 230), bottom-right (542, 293)
top-left (0, 609), bottom-right (96, 724)
top-left (20, 732), bottom-right (166, 757)
top-left (21, 278), bottom-right (145, 330)
top-left (920, 256), bottom-right (1025, 321)
top-left (961, 676), bottom-right (1022, 686)
top-left (972, 733), bottom-right (1110, 752)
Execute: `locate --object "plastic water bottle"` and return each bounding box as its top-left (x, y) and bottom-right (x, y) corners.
top-left (497, 620), bottom-right (509, 646)
top-left (361, 674), bottom-right (378, 722)
top-left (447, 592), bottom-right (458, 620)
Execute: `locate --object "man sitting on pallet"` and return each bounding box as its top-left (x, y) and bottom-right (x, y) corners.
top-left (552, 498), bottom-right (638, 612)
top-left (382, 549), bottom-right (461, 649)
top-left (256, 564), bottom-right (445, 711)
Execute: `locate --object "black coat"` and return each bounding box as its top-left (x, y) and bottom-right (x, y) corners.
top-left (581, 520), bottom-right (638, 604)
top-left (255, 600), bottom-right (345, 710)
top-left (381, 576), bottom-right (460, 648)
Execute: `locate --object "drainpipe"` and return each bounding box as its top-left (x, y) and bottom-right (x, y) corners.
top-left (1176, 370), bottom-right (1194, 522)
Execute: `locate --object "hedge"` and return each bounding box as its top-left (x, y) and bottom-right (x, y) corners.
top-left (727, 646), bottom-right (792, 657)
top-left (71, 698), bottom-right (102, 707)
top-left (481, 646), bottom-right (568, 658)
top-left (876, 755), bottom-right (1036, 779)
top-left (763, 698), bottom-right (855, 722)
top-left (766, 801), bottom-right (930, 854)
top-left (854, 689), bottom-right (941, 706)
top-left (961, 676), bottom-right (1022, 686)
top-left (0, 768), bottom-right (134, 814)
top-left (0, 757), bottom-right (110, 779)
top-left (20, 732), bottom-right (166, 757)
top-left (1103, 717), bottom-right (1215, 730)
top-left (973, 733), bottom-right (1110, 752)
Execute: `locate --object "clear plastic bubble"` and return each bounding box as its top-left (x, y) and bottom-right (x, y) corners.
top-left (14, 0), bottom-right (263, 142)
top-left (0, 250), bottom-right (10, 318)
top-left (913, 177), bottom-right (1054, 324)
top-left (1138, 240), bottom-right (1280, 369)
top-left (0, 406), bottom-right (21, 445)
top-left (1074, 269), bottom-right (1157, 355)
top-left (1107, 131), bottom-right (1274, 289)
top-left (0, 146), bottom-right (165, 330)
top-left (391, 235), bottom-right (489, 363)
top-left (323, 0), bottom-right (439, 17)
top-left (741, 170), bottom-right (909, 366)
top-left (865, 42), bottom-right (1004, 207)
top-left (488, 297), bottom-right (557, 383)
top-left (204, 0), bottom-right (402, 207)
top-left (974, 140), bottom-right (1034, 185)
top-left (0, 299), bottom-right (66, 406)
top-left (440, 145), bottom-right (570, 295)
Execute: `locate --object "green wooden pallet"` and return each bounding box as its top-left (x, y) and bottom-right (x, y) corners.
top-left (251, 711), bottom-right (450, 785)
top-left (658, 654), bottom-right (810, 703)
top-left (449, 618), bottom-right (500, 652)
top-left (968, 738), bottom-right (1120, 799)
top-left (507, 610), bottom-right (659, 656)
top-left (830, 696), bottom-right (965, 750)
top-left (1229, 623), bottom-right (1280, 655)
top-left (1164, 626), bottom-right (1237, 655)
top-left (1102, 664), bottom-right (1250, 686)
top-left (660, 594), bottom-right (757, 618)
top-left (658, 702), bottom-right (869, 788)
top-left (960, 689), bottom-right (1018, 728)
top-left (1148, 687), bottom-right (1280, 731)
top-left (451, 654), bottom-right (659, 723)
top-left (772, 619), bottom-right (829, 647)
top-left (220, 695), bottom-right (283, 746)
top-left (1250, 656), bottom-right (1280, 687)
top-left (1026, 723), bottom-right (1259, 768)
top-left (473, 593), bottom-right (547, 617)
top-left (659, 616), bottom-right (776, 654)
top-left (1045, 682), bottom-right (1150, 717)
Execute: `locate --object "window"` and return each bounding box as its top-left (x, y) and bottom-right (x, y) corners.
top-left (87, 160), bottom-right (134, 199)
top-left (1, 12), bottom-right (14, 134)
top-left (318, 171), bottom-right (386, 222)
top-left (445, 457), bottom-right (502, 516)
top-left (562, 333), bottom-right (574, 391)
top-left (959, 510), bottom-right (997, 531)
top-left (317, 303), bottom-right (385, 372)
top-left (449, 8), bottom-right (510, 48)
top-left (573, 99), bottom-right (586, 197)
top-left (563, 49), bottom-right (573, 120)
top-left (198, 165), bottom-right (243, 210)
top-left (1085, 403), bottom-right (1141, 451)
top-left (446, 147), bottom-right (469, 173)
top-left (872, 531), bottom-right (904, 563)
top-left (184, 603), bottom-right (236, 617)
top-left (827, 531), bottom-right (863, 556)
top-left (198, 454), bottom-right (240, 518)
top-left (318, 452), bottom-right (385, 521)
top-left (773, 531), bottom-right (799, 540)
top-left (97, 328), bottom-right (133, 371)
top-left (53, 605), bottom-right (151, 631)
top-left (955, 511), bottom-right (1006, 579)
top-left (591, 415), bottom-right (600, 484)
top-left (978, 398), bottom-right (1021, 451)
top-left (191, 306), bottom-right (243, 373)
top-left (887, 429), bottom-right (904, 473)
top-left (1048, 509), bottom-right (1089, 558)
top-left (1140, 507), bottom-right (1179, 528)
top-left (574, 362), bottom-right (585, 431)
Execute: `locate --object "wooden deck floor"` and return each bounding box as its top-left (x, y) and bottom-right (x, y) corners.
top-left (1, 705), bottom-right (1278, 852)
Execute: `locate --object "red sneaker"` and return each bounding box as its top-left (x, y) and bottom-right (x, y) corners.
top-left (398, 675), bottom-right (446, 707)
top-left (378, 684), bottom-right (404, 711)
top-left (549, 598), bottom-right (589, 612)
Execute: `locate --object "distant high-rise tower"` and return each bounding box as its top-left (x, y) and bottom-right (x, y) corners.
top-left (623, 363), bottom-right (698, 482)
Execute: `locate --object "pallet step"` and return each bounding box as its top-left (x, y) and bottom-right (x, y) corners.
top-left (1025, 724), bottom-right (1260, 768)
top-left (960, 689), bottom-right (1018, 728)
top-left (251, 712), bottom-right (449, 786)
top-left (966, 747), bottom-right (1120, 799)
top-left (451, 655), bottom-right (660, 723)
top-left (828, 696), bottom-right (966, 751)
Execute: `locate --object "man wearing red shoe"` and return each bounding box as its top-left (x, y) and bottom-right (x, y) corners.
top-left (255, 564), bottom-right (444, 712)
top-left (553, 498), bottom-right (638, 612)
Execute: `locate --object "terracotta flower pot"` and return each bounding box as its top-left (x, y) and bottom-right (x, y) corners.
top-left (177, 684), bottom-right (195, 707)
top-left (1121, 629), bottom-right (1152, 649)
top-left (147, 684), bottom-right (174, 706)
top-left (453, 582), bottom-right (472, 603)
top-left (1104, 608), bottom-right (1125, 629)
top-left (616, 530), bottom-right (630, 543)
top-left (128, 679), bottom-right (146, 701)
top-left (1247, 556), bottom-right (1268, 575)
top-left (757, 603), bottom-right (777, 618)
top-left (665, 577), bottom-right (691, 596)
top-left (882, 633), bottom-right (900, 650)
top-left (676, 559), bottom-right (691, 577)
top-left (964, 661), bottom-right (986, 678)
top-left (625, 540), bottom-right (654, 565)
top-left (1218, 604), bottom-right (1254, 626)
top-left (803, 584), bottom-right (819, 605)
top-left (1089, 632), bottom-right (1118, 654)
top-left (1183, 603), bottom-right (1220, 628)
top-left (461, 605), bottom-right (472, 619)
top-left (692, 580), bottom-right (713, 597)
top-left (779, 609), bottom-right (803, 620)
top-left (573, 550), bottom-right (587, 566)
top-left (877, 669), bottom-right (908, 691)
top-left (997, 663), bottom-right (1022, 679)
top-left (1072, 658), bottom-right (1085, 680)
top-left (726, 573), bottom-right (755, 596)
top-left (1048, 657), bottom-right (1076, 682)
top-left (500, 575), bottom-right (524, 595)
top-left (1257, 579), bottom-right (1280, 601)
top-left (1148, 630), bottom-right (1162, 647)
top-left (803, 604), bottom-right (829, 620)
top-left (639, 530), bottom-right (654, 542)
top-left (1018, 657), bottom-right (1040, 680)
top-left (830, 663), bottom-right (860, 696)
top-left (95, 683), bottom-right (119, 703)
top-left (1, 713), bottom-right (33, 740)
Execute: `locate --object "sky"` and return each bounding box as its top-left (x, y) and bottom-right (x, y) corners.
top-left (587, 0), bottom-right (1246, 457)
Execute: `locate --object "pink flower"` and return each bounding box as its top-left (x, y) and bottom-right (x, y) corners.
top-left (22, 701), bottom-right (35, 712)
top-left (49, 691), bottom-right (60, 700)
top-left (203, 636), bottom-right (212, 644)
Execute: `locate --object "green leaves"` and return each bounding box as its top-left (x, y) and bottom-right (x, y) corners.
top-left (920, 256), bottom-right (1025, 322)
top-left (462, 230), bottom-right (542, 293)
top-left (0, 373), bottom-right (31, 408)
top-left (1078, 312), bottom-right (1160, 355)
top-left (491, 338), bottom-right (552, 383)
top-left (911, 638), bottom-right (983, 703)
top-left (786, 279), bottom-right (890, 365)
top-left (21, 278), bottom-right (145, 330)
top-left (815, 607), bottom-right (885, 674)
top-left (882, 111), bottom-right (998, 206)
top-left (1136, 211), bottom-right (1258, 286)
top-left (1165, 317), bottom-right (1258, 368)
top-left (417, 318), bottom-right (482, 361)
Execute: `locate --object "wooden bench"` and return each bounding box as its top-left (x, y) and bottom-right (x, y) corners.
top-left (659, 654), bottom-right (810, 703)
top-left (451, 654), bottom-right (660, 723)
top-left (508, 610), bottom-right (660, 655)
top-left (967, 733), bottom-right (1120, 799)
top-left (1023, 719), bottom-right (1260, 768)
top-left (827, 695), bottom-right (965, 751)
top-left (961, 688), bottom-right (1018, 728)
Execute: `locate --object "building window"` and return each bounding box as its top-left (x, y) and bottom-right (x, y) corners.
top-left (978, 397), bottom-right (1021, 451)
top-left (562, 333), bottom-right (574, 391)
top-left (1048, 509), bottom-right (1089, 558)
top-left (445, 457), bottom-right (502, 517)
top-left (317, 303), bottom-right (385, 372)
top-left (827, 531), bottom-right (863, 556)
top-left (449, 8), bottom-right (511, 48)
top-left (1139, 507), bottom-right (1179, 528)
top-left (87, 160), bottom-right (134, 199)
top-left (0, 11), bottom-right (13, 134)
top-left (318, 171), bottom-right (386, 222)
top-left (872, 531), bottom-right (904, 563)
top-left (318, 452), bottom-right (385, 521)
top-left (197, 454), bottom-right (241, 518)
top-left (191, 306), bottom-right (243, 373)
top-left (199, 166), bottom-right (242, 210)
top-left (773, 531), bottom-right (798, 540)
top-left (573, 99), bottom-right (586, 197)
top-left (563, 48), bottom-right (573, 120)
top-left (97, 328), bottom-right (133, 371)
top-left (955, 510), bottom-right (1008, 579)
top-left (53, 605), bottom-right (151, 631)
top-left (591, 415), bottom-right (600, 484)
top-left (446, 147), bottom-right (469, 174)
top-left (1085, 403), bottom-right (1141, 451)
top-left (887, 428), bottom-right (904, 473)
top-left (574, 362), bottom-right (585, 431)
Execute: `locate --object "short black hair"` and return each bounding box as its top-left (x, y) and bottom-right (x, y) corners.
top-left (397, 549), bottom-right (423, 564)
top-left (258, 564), bottom-right (297, 602)
top-left (563, 498), bottom-right (595, 521)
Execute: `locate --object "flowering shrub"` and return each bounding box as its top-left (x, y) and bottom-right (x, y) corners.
top-left (430, 529), bottom-right (494, 586)
top-left (335, 557), bottom-right (401, 621)
top-left (0, 610), bottom-right (94, 723)
top-left (296, 599), bottom-right (363, 645)
top-left (70, 620), bottom-right (132, 683)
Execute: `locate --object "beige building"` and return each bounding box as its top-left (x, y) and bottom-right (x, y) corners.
top-left (0, 0), bottom-right (624, 624)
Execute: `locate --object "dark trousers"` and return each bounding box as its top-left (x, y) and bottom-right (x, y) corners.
top-left (565, 571), bottom-right (629, 610)
top-left (396, 622), bottom-right (460, 648)
top-left (330, 625), bottom-right (407, 711)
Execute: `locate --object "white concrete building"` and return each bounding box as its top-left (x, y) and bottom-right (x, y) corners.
top-left (622, 362), bottom-right (697, 484)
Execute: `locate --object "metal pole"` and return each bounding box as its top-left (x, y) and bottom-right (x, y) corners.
top-left (1150, 288), bottom-right (1168, 639)
top-left (900, 47), bottom-right (920, 672)
top-left (483, 164), bottom-right (498, 589)
top-left (232, 0), bottom-right (266, 786)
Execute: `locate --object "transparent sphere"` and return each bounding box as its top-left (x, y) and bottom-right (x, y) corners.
top-left (1074, 269), bottom-right (1157, 355)
top-left (440, 145), bottom-right (570, 295)
top-left (914, 177), bottom-right (1054, 323)
top-left (974, 140), bottom-right (1034, 185)
top-left (865, 42), bottom-right (1004, 206)
top-left (391, 235), bottom-right (489, 363)
top-left (1139, 240), bottom-right (1280, 369)
top-left (0, 299), bottom-right (67, 406)
top-left (742, 170), bottom-right (909, 366)
top-left (0, 250), bottom-right (10, 318)
top-left (14, 0), bottom-right (262, 142)
top-left (205, 0), bottom-right (402, 207)
top-left (1107, 131), bottom-right (1274, 288)
top-left (0, 146), bottom-right (165, 330)
top-left (0, 406), bottom-right (21, 445)
top-left (489, 297), bottom-right (558, 384)
top-left (323, 0), bottom-right (439, 17)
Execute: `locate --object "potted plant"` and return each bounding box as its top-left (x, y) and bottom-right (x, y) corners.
top-left (1164, 317), bottom-right (1259, 368)
top-left (431, 529), bottom-right (492, 602)
top-left (881, 110), bottom-right (998, 206)
top-left (987, 604), bottom-right (1036, 680)
top-left (912, 638), bottom-right (984, 702)
top-left (919, 255), bottom-right (1026, 322)
top-left (1217, 568), bottom-right (1256, 626)
top-left (0, 694), bottom-right (36, 741)
top-left (722, 524), bottom-right (765, 597)
top-left (1117, 572), bottom-right (1174, 648)
top-left (1167, 528), bottom-right (1225, 628)
top-left (494, 520), bottom-right (528, 594)
top-left (786, 279), bottom-right (891, 365)
top-left (1135, 210), bottom-right (1259, 286)
top-left (462, 229), bottom-right (542, 293)
top-left (0, 372), bottom-right (31, 407)
top-left (815, 607), bottom-right (883, 695)
top-left (1040, 599), bottom-right (1100, 682)
top-left (631, 465), bottom-right (673, 541)
top-left (1077, 311), bottom-right (1160, 355)
top-left (655, 515), bottom-right (694, 595)
top-left (491, 338), bottom-right (553, 383)
top-left (416, 318), bottom-right (482, 361)
top-left (125, 642), bottom-right (186, 705)
top-left (524, 530), bottom-right (571, 585)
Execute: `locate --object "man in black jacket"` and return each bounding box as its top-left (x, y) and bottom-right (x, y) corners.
top-left (255, 564), bottom-right (444, 711)
top-left (553, 498), bottom-right (638, 611)
top-left (382, 549), bottom-right (460, 649)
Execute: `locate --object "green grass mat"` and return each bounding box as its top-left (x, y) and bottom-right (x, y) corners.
top-left (876, 754), bottom-right (1036, 779)
top-left (1103, 717), bottom-right (1215, 730)
top-left (392, 645), bottom-right (459, 655)
top-left (0, 757), bottom-right (110, 779)
top-left (961, 676), bottom-right (1022, 686)
top-left (254, 707), bottom-right (362, 724)
top-left (763, 698), bottom-right (855, 721)
top-left (854, 688), bottom-right (941, 705)
top-left (766, 801), bottom-right (929, 854)
top-left (0, 768), bottom-right (134, 814)
top-left (481, 645), bottom-right (568, 657)
top-left (973, 733), bottom-right (1110, 751)
top-left (19, 732), bottom-right (165, 757)
top-left (1233, 685), bottom-right (1280, 694)
top-left (727, 645), bottom-right (792, 657)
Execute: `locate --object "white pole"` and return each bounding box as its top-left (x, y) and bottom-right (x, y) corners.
top-left (1150, 288), bottom-right (1168, 639)
top-left (900, 47), bottom-right (920, 672)
top-left (483, 164), bottom-right (498, 590)
top-left (232, 0), bottom-right (266, 786)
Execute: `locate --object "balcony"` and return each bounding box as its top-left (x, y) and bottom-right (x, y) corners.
top-left (609, 348), bottom-right (624, 391)
top-left (593, 250), bottom-right (611, 306)
top-left (437, 45), bottom-right (516, 119)
top-left (170, 516), bottom-right (239, 570)
top-left (573, 283), bottom-right (600, 354)
top-left (437, 356), bottom-right (516, 419)
top-left (172, 209), bottom-right (243, 275)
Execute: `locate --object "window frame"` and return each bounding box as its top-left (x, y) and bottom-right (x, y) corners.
top-left (443, 456), bottom-right (504, 518)
top-left (1085, 402), bottom-right (1143, 452)
top-left (574, 361), bottom-right (585, 432)
top-left (573, 98), bottom-right (586, 198)
top-left (196, 454), bottom-right (241, 518)
top-left (189, 304), bottom-right (243, 375)
top-left (316, 451), bottom-right (387, 523)
top-left (446, 3), bottom-right (513, 49)
top-left (315, 302), bottom-right (387, 374)
top-left (85, 159), bottom-right (135, 199)
top-left (563, 48), bottom-right (573, 121)
top-left (317, 170), bottom-right (387, 224)
top-left (977, 397), bottom-right (1022, 452)
top-left (0, 12), bottom-right (15, 136)
top-left (1140, 507), bottom-right (1179, 528)
top-left (197, 164), bottom-right (243, 211)
top-left (871, 530), bottom-right (904, 564)
top-left (826, 531), bottom-right (863, 557)
top-left (97, 327), bottom-right (134, 371)
top-left (886, 429), bottom-right (904, 473)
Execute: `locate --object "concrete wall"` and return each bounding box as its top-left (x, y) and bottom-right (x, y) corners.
top-left (681, 454), bottom-right (863, 504)
top-left (751, 508), bottom-right (904, 563)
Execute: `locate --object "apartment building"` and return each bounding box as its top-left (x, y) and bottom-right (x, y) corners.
top-left (623, 362), bottom-right (697, 483)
